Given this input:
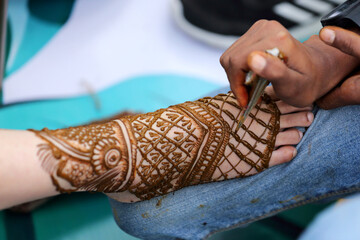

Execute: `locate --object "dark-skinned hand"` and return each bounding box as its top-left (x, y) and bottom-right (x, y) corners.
top-left (220, 20), bottom-right (358, 108)
top-left (317, 26), bottom-right (360, 109)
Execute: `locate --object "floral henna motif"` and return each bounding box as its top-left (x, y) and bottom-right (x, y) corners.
top-left (31, 92), bottom-right (280, 200)
top-left (33, 121), bottom-right (137, 193)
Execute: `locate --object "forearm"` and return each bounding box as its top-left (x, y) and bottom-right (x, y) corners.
top-left (0, 130), bottom-right (58, 210)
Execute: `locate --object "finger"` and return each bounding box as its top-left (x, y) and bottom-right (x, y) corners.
top-left (228, 72), bottom-right (249, 107)
top-left (316, 76), bottom-right (360, 109)
top-left (320, 26), bottom-right (360, 58)
top-left (280, 111), bottom-right (314, 129)
top-left (269, 146), bottom-right (296, 167)
top-left (316, 87), bottom-right (345, 110)
top-left (247, 51), bottom-right (304, 97)
top-left (231, 84), bottom-right (249, 108)
top-left (275, 129), bottom-right (303, 147)
top-left (276, 100), bottom-right (313, 114)
top-left (264, 86), bottom-right (280, 101)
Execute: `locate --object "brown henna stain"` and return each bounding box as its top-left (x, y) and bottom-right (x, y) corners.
top-left (156, 195), bottom-right (167, 208)
top-left (113, 209), bottom-right (120, 223)
top-left (141, 212), bottom-right (150, 218)
top-left (198, 204), bottom-right (205, 208)
top-left (279, 195), bottom-right (305, 204)
top-left (250, 198), bottom-right (260, 204)
top-left (31, 92), bottom-right (281, 201)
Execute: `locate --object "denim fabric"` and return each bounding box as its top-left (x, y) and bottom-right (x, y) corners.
top-left (109, 87), bottom-right (360, 240)
top-left (300, 194), bottom-right (360, 240)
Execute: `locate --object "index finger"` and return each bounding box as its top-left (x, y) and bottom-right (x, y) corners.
top-left (227, 71), bottom-right (249, 107)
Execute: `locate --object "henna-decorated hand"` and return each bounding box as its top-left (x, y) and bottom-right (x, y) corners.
top-left (220, 20), bottom-right (358, 108)
top-left (316, 27), bottom-right (360, 109)
top-left (31, 89), bottom-right (313, 203)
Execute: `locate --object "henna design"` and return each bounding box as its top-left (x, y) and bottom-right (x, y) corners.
top-left (31, 92), bottom-right (280, 201)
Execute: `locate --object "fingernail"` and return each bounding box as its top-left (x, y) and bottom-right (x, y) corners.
top-left (293, 148), bottom-right (297, 158)
top-left (307, 112), bottom-right (314, 123)
top-left (251, 54), bottom-right (267, 72)
top-left (321, 29), bottom-right (335, 44)
top-left (298, 131), bottom-right (303, 139)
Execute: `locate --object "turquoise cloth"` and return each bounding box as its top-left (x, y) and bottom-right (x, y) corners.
top-left (0, 2), bottom-right (221, 239)
top-left (0, 74), bottom-right (220, 240)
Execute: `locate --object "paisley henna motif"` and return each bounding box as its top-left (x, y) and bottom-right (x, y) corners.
top-left (31, 92), bottom-right (280, 200)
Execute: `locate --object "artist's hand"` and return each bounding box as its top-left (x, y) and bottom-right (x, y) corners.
top-left (316, 26), bottom-right (360, 109)
top-left (220, 20), bottom-right (358, 108)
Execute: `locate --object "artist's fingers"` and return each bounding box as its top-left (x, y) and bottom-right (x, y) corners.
top-left (280, 111), bottom-right (314, 129)
top-left (275, 128), bottom-right (303, 147)
top-left (276, 100), bottom-right (313, 114)
top-left (247, 51), bottom-right (305, 99)
top-left (230, 80), bottom-right (249, 107)
top-left (316, 74), bottom-right (360, 109)
top-left (269, 146), bottom-right (296, 167)
top-left (320, 26), bottom-right (360, 58)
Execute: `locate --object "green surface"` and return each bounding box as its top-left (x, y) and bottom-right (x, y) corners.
top-left (0, 212), bottom-right (6, 240)
top-left (6, 0), bottom-right (73, 76)
top-left (278, 202), bottom-right (331, 229)
top-left (0, 75), bottom-right (220, 130)
top-left (210, 220), bottom-right (292, 240)
top-left (6, 10), bottom-right (64, 76)
top-left (210, 203), bottom-right (333, 240)
top-left (28, 0), bottom-right (74, 25)
top-left (33, 193), bottom-right (139, 240)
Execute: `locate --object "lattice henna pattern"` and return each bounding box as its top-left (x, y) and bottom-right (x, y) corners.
top-left (31, 92), bottom-right (280, 201)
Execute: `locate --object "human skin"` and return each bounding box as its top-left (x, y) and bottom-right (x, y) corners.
top-left (220, 20), bottom-right (359, 108)
top-left (0, 91), bottom-right (313, 210)
top-left (317, 26), bottom-right (360, 109)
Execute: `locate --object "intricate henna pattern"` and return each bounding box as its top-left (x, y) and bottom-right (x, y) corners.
top-left (31, 92), bottom-right (280, 201)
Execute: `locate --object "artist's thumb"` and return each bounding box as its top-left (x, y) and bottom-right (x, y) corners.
top-left (320, 26), bottom-right (360, 59)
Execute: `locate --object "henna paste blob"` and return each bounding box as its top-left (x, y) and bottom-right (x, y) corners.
top-left (31, 92), bottom-right (280, 201)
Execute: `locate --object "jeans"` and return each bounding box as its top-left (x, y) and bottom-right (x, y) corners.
top-left (109, 88), bottom-right (360, 240)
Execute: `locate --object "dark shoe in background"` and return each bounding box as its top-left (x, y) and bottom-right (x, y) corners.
top-left (171, 0), bottom-right (344, 49)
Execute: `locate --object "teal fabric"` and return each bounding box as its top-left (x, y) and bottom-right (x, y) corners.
top-left (6, 11), bottom-right (64, 76)
top-left (33, 193), bottom-right (139, 240)
top-left (0, 74), bottom-right (220, 240)
top-left (6, 0), bottom-right (72, 76)
top-left (0, 75), bottom-right (220, 130)
top-left (0, 2), bottom-right (223, 239)
top-left (0, 212), bottom-right (6, 240)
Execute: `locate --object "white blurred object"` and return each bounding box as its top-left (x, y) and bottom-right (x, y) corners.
top-left (3, 0), bottom-right (227, 104)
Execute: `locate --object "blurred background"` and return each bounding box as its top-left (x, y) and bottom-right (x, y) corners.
top-left (0, 0), bottom-right (342, 239)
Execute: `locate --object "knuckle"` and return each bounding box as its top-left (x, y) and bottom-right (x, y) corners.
top-left (268, 20), bottom-right (281, 27)
top-left (219, 54), bottom-right (227, 67)
top-left (285, 36), bottom-right (296, 50)
top-left (308, 35), bottom-right (318, 41)
top-left (254, 19), bottom-right (268, 26)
